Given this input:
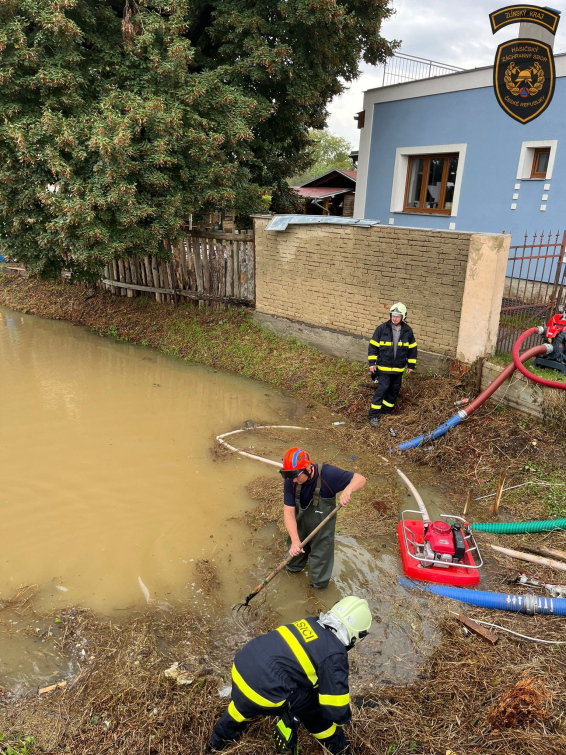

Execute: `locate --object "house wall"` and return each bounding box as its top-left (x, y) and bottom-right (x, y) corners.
top-left (253, 217), bottom-right (510, 368)
top-left (355, 58), bottom-right (566, 241)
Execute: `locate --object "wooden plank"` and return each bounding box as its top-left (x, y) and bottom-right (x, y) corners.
top-left (112, 259), bottom-right (119, 295)
top-left (233, 240), bottom-right (240, 297)
top-left (202, 237), bottom-right (211, 299)
top-left (101, 279), bottom-right (252, 304)
top-left (193, 238), bottom-right (204, 295)
top-left (186, 239), bottom-right (196, 291)
top-left (150, 255), bottom-right (162, 303)
top-left (523, 545), bottom-right (566, 563)
top-left (143, 255), bottom-right (152, 289)
top-left (457, 614), bottom-right (498, 645)
top-left (124, 259), bottom-right (134, 298)
top-left (491, 544), bottom-right (566, 573)
top-left (463, 489), bottom-right (472, 517)
top-left (226, 239), bottom-right (234, 297)
top-left (493, 472), bottom-right (505, 515)
top-left (188, 230), bottom-right (253, 241)
top-left (39, 680), bottom-right (67, 695)
top-left (117, 259), bottom-right (127, 296)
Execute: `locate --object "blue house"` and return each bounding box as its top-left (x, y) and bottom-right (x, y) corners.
top-left (353, 54), bottom-right (566, 240)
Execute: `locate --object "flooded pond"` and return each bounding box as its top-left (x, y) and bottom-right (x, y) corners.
top-left (0, 307), bottom-right (300, 613)
top-left (0, 307), bottom-right (443, 693)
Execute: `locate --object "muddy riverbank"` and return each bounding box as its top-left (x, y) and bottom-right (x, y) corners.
top-left (1, 273), bottom-right (566, 754)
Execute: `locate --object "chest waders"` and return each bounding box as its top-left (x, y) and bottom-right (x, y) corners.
top-left (285, 465), bottom-right (337, 589)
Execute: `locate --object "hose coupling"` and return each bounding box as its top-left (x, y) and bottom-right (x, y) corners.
top-left (537, 325), bottom-right (545, 335)
top-left (544, 343), bottom-right (554, 354)
top-left (524, 593), bottom-right (537, 615)
top-left (457, 409), bottom-right (468, 419)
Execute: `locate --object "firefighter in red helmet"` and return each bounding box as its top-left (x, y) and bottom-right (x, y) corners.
top-left (279, 448), bottom-right (366, 589)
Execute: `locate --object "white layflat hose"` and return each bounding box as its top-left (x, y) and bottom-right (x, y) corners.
top-left (396, 467), bottom-right (430, 523)
top-left (216, 425), bottom-right (310, 467)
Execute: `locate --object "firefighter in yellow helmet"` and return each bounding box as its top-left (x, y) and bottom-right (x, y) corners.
top-left (208, 596), bottom-right (372, 754)
top-left (368, 303), bottom-right (417, 427)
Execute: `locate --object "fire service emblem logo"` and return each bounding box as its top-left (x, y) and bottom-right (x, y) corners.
top-left (493, 38), bottom-right (555, 123)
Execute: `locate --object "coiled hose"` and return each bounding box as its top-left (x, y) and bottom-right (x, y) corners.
top-left (512, 326), bottom-right (566, 389)
top-left (471, 518), bottom-right (566, 534)
top-left (396, 342), bottom-right (551, 451)
top-left (399, 578), bottom-right (566, 615)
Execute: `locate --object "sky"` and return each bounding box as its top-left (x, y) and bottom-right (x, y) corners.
top-left (327, 0), bottom-right (566, 147)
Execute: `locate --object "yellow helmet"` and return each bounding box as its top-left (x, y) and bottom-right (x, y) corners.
top-left (319, 596), bottom-right (372, 649)
top-left (389, 302), bottom-right (407, 321)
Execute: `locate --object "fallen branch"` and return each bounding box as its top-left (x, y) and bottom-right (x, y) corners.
top-left (522, 545), bottom-right (566, 563)
top-left (491, 544), bottom-right (566, 573)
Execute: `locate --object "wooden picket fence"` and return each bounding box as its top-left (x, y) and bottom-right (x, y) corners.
top-left (102, 229), bottom-right (255, 306)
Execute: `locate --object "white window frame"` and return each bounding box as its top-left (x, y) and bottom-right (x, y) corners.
top-left (389, 144), bottom-right (467, 216)
top-left (516, 140), bottom-right (557, 180)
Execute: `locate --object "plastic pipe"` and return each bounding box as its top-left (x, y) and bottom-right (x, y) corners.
top-left (397, 412), bottom-right (465, 451)
top-left (396, 344), bottom-right (548, 451)
top-left (215, 425), bottom-right (310, 467)
top-left (399, 578), bottom-right (566, 615)
top-left (396, 467), bottom-right (430, 522)
top-left (471, 518), bottom-right (566, 534)
top-left (512, 326), bottom-right (566, 390)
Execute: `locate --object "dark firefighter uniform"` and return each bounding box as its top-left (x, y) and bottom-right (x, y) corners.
top-left (209, 616), bottom-right (351, 754)
top-left (368, 320), bottom-right (417, 420)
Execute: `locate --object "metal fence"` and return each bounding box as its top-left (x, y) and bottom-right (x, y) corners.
top-left (496, 230), bottom-right (566, 353)
top-left (380, 53), bottom-right (464, 87)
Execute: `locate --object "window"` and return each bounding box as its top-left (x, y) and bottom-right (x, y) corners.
top-left (389, 144), bottom-right (466, 216)
top-left (531, 148), bottom-right (550, 179)
top-left (403, 154), bottom-right (459, 214)
top-left (516, 140), bottom-right (557, 180)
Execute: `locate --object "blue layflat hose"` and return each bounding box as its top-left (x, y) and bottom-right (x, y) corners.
top-left (396, 412), bottom-right (465, 452)
top-left (399, 578), bottom-right (566, 615)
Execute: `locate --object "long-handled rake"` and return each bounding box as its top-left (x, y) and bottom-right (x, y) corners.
top-left (234, 504), bottom-right (342, 612)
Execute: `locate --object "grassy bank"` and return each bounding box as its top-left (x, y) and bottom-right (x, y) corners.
top-left (1, 273), bottom-right (566, 754)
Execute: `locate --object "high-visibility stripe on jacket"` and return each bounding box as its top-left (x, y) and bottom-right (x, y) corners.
top-left (231, 616), bottom-right (351, 725)
top-left (368, 320), bottom-right (417, 371)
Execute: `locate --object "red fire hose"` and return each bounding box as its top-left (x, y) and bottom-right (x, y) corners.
top-left (512, 327), bottom-right (566, 390)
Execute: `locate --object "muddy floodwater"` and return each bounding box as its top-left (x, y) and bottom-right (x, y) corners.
top-left (1, 307), bottom-right (447, 694)
top-left (0, 307), bottom-right (301, 613)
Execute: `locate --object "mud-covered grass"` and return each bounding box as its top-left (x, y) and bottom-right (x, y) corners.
top-left (2, 273), bottom-right (566, 754)
top-left (1, 587), bottom-right (565, 755)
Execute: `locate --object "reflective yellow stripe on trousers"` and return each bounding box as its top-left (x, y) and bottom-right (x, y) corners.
top-left (228, 701), bottom-right (250, 722)
top-left (313, 723), bottom-right (337, 739)
top-left (319, 692), bottom-right (350, 706)
top-left (377, 366), bottom-right (405, 372)
top-left (276, 626), bottom-right (318, 687)
top-left (231, 664), bottom-right (286, 708)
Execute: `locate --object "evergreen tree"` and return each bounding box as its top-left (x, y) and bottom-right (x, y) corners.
top-left (0, 1), bottom-right (396, 278)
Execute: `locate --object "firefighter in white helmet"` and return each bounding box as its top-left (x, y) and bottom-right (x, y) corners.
top-left (208, 596), bottom-right (372, 754)
top-left (367, 303), bottom-right (417, 427)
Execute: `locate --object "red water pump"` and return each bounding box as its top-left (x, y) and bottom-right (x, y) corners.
top-left (533, 308), bottom-right (566, 375)
top-left (423, 520), bottom-right (467, 568)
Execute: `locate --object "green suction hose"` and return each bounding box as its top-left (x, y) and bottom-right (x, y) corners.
top-left (471, 518), bottom-right (566, 534)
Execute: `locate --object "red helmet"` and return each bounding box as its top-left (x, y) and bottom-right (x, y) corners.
top-left (280, 448), bottom-right (311, 480)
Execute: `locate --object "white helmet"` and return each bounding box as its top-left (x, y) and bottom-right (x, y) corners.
top-left (389, 302), bottom-right (407, 321)
top-left (318, 596), bottom-right (372, 650)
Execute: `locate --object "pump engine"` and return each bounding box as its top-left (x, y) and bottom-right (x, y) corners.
top-left (422, 520), bottom-right (467, 568)
top-left (534, 308), bottom-right (566, 374)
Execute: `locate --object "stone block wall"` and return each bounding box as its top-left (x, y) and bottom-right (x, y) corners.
top-left (254, 217), bottom-right (510, 366)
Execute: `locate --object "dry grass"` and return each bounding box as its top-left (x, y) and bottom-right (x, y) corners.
top-left (2, 273), bottom-right (566, 754)
top-left (1, 592), bottom-right (565, 755)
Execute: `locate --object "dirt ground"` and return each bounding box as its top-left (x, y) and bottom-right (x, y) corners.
top-left (1, 273), bottom-right (566, 754)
